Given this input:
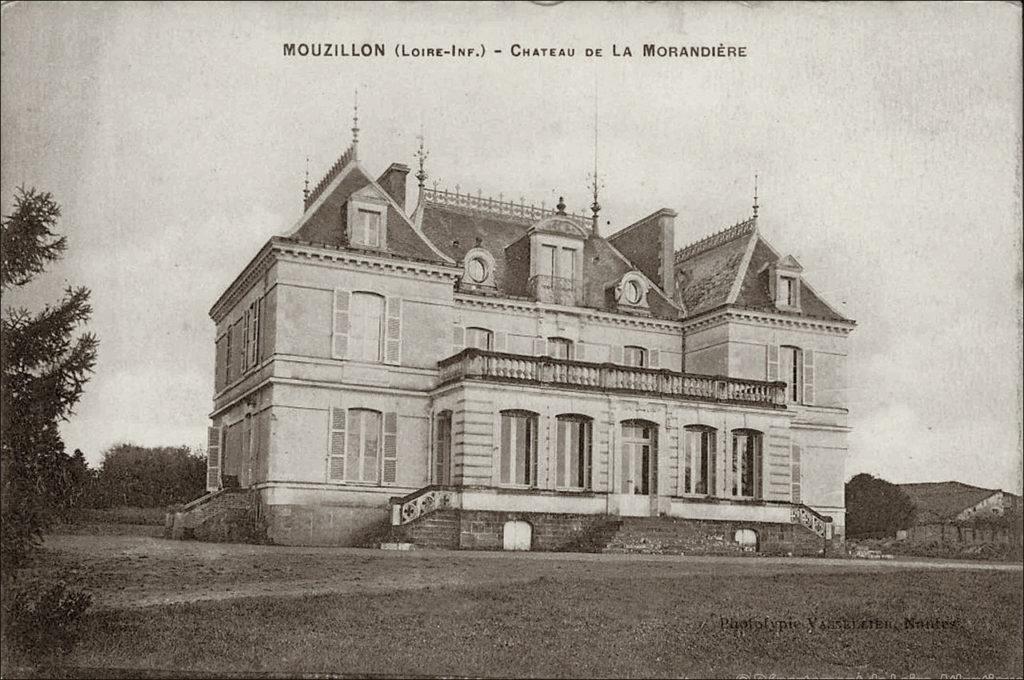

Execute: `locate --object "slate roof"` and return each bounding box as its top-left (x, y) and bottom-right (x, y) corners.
top-left (673, 217), bottom-right (852, 323)
top-left (899, 482), bottom-right (1007, 523)
top-left (418, 198), bottom-right (681, 320)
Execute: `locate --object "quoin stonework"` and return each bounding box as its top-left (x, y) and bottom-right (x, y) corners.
top-left (169, 117), bottom-right (855, 556)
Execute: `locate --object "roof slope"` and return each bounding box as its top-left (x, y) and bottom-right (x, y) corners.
top-left (287, 159), bottom-right (447, 264)
top-left (419, 196), bottom-right (680, 320)
top-left (674, 217), bottom-right (851, 323)
top-left (899, 481), bottom-right (1002, 522)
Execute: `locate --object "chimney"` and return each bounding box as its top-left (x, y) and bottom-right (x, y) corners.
top-left (607, 208), bottom-right (677, 295)
top-left (377, 163), bottom-right (410, 211)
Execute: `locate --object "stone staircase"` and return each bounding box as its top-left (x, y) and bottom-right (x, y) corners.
top-left (165, 488), bottom-right (264, 543)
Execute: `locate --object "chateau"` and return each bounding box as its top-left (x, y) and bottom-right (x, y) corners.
top-left (179, 117), bottom-right (855, 555)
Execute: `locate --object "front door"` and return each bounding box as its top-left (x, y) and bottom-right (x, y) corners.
top-left (620, 421), bottom-right (658, 516)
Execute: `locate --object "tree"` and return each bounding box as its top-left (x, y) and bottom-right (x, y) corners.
top-left (88, 444), bottom-right (206, 508)
top-left (845, 473), bottom-right (917, 538)
top-left (1, 187), bottom-right (98, 582)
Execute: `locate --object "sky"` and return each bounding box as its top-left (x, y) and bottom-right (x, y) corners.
top-left (1, 2), bottom-right (1021, 492)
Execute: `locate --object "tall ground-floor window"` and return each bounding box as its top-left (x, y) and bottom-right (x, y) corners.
top-left (346, 409), bottom-right (382, 483)
top-left (683, 426), bottom-right (717, 495)
top-left (555, 415), bottom-right (592, 490)
top-left (499, 410), bottom-right (538, 486)
top-left (434, 410), bottom-right (452, 485)
top-left (731, 429), bottom-right (763, 499)
top-left (621, 420), bottom-right (657, 495)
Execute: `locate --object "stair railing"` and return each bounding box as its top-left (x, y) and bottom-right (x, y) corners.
top-left (790, 503), bottom-right (833, 539)
top-left (389, 485), bottom-right (459, 526)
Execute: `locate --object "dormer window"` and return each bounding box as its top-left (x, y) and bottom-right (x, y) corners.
top-left (765, 255), bottom-right (803, 312)
top-left (461, 247), bottom-right (497, 288)
top-left (609, 271), bottom-right (651, 314)
top-left (781, 276), bottom-right (797, 307)
top-left (624, 280), bottom-right (643, 305)
top-left (522, 213), bottom-right (587, 306)
top-left (346, 188), bottom-right (389, 250)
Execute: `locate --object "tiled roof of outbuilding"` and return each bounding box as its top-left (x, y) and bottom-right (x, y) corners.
top-left (899, 482), bottom-right (1006, 523)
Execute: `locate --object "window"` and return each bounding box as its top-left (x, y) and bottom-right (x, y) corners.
top-left (225, 328), bottom-right (233, 384)
top-left (540, 244), bottom-right (557, 277)
top-left (781, 276), bottom-right (797, 306)
top-left (547, 337), bottom-right (573, 360)
top-left (683, 426), bottom-right (717, 496)
top-left (780, 345), bottom-right (802, 403)
top-left (558, 248), bottom-right (576, 281)
top-left (350, 293), bottom-right (385, 362)
top-left (623, 345), bottom-right (647, 367)
top-left (621, 420), bottom-right (657, 495)
top-left (624, 279), bottom-right (643, 304)
top-left (555, 416), bottom-right (592, 490)
top-left (465, 327), bottom-right (493, 351)
top-left (499, 410), bottom-right (538, 486)
top-left (353, 208), bottom-right (382, 247)
top-left (466, 257), bottom-right (487, 283)
top-left (434, 411), bottom-right (452, 485)
top-left (346, 409), bottom-right (382, 483)
top-left (731, 429), bottom-right (763, 499)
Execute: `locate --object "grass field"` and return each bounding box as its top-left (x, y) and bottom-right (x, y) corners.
top-left (8, 534), bottom-right (1023, 678)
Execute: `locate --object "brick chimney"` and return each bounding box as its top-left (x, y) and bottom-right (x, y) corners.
top-left (607, 208), bottom-right (677, 294)
top-left (377, 163), bottom-right (409, 211)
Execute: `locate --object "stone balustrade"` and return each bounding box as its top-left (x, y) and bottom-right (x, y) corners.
top-left (438, 348), bottom-right (787, 409)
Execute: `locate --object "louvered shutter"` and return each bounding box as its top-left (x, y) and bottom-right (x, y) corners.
top-left (328, 406), bottom-right (346, 481)
top-left (332, 291), bottom-right (350, 359)
top-left (214, 336), bottom-right (226, 393)
top-left (234, 321), bottom-right (245, 378)
top-left (649, 349), bottom-right (660, 369)
top-left (494, 331), bottom-right (507, 352)
top-left (575, 343), bottom-right (586, 361)
top-left (383, 411), bottom-right (398, 484)
top-left (385, 297), bottom-right (402, 365)
top-left (452, 326), bottom-right (464, 355)
top-left (766, 344), bottom-right (780, 381)
top-left (803, 349), bottom-right (815, 405)
top-left (206, 426), bottom-right (222, 491)
top-left (249, 301), bottom-right (259, 368)
top-left (609, 345), bottom-right (623, 365)
top-left (791, 444), bottom-right (802, 504)
top-left (256, 297), bottom-right (265, 363)
top-left (242, 309), bottom-right (250, 372)
top-left (533, 337), bottom-right (546, 356)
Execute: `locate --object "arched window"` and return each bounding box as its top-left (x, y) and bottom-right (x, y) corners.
top-left (499, 410), bottom-right (538, 486)
top-left (734, 528), bottom-right (758, 550)
top-left (433, 410), bottom-right (452, 485)
top-left (350, 292), bottom-right (385, 362)
top-left (465, 327), bottom-right (493, 351)
top-left (555, 415), bottom-right (592, 490)
top-left (621, 420), bottom-right (658, 495)
top-left (547, 337), bottom-right (573, 360)
top-left (780, 345), bottom-right (802, 403)
top-left (346, 409), bottom-right (383, 483)
top-left (731, 429), bottom-right (763, 499)
top-left (623, 345), bottom-right (647, 368)
top-left (683, 426), bottom-right (717, 496)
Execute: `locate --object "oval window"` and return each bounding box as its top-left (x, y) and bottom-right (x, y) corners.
top-left (624, 279), bottom-right (642, 304)
top-left (466, 258), bottom-right (487, 283)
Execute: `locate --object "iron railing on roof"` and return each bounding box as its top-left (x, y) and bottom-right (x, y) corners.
top-left (422, 187), bottom-right (590, 226)
top-left (438, 348), bottom-right (787, 409)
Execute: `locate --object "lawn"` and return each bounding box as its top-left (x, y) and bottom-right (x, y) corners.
top-left (8, 535), bottom-right (1024, 678)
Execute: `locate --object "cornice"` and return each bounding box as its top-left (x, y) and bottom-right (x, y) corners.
top-left (453, 293), bottom-right (685, 331)
top-left (681, 305), bottom-right (856, 335)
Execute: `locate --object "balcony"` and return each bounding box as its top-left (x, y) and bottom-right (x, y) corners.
top-left (528, 275), bottom-right (579, 306)
top-left (438, 348), bottom-right (786, 409)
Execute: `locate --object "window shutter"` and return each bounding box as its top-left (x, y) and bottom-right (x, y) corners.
top-left (256, 297), bottom-right (265, 363)
top-left (609, 345), bottom-right (623, 365)
top-left (249, 301), bottom-right (259, 368)
top-left (206, 426), bottom-right (222, 491)
top-left (452, 326), bottom-right (464, 355)
top-left (242, 309), bottom-right (251, 372)
top-left (494, 331), bottom-right (507, 352)
top-left (214, 336), bottom-right (226, 393)
top-left (575, 343), bottom-right (586, 361)
top-left (385, 297), bottom-right (402, 365)
top-left (328, 406), bottom-right (347, 482)
top-left (234, 321), bottom-right (245, 378)
top-left (649, 349), bottom-right (660, 369)
top-left (332, 291), bottom-right (350, 359)
top-left (803, 349), bottom-right (815, 405)
top-left (791, 444), bottom-right (802, 504)
top-left (533, 337), bottom-right (546, 356)
top-left (383, 411), bottom-right (398, 484)
top-left (766, 344), bottom-right (779, 381)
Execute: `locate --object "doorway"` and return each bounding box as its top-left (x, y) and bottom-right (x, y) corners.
top-left (502, 520), bottom-right (532, 551)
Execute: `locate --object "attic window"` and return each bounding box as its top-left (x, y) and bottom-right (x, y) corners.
top-left (624, 280), bottom-right (643, 305)
top-left (346, 194), bottom-right (388, 250)
top-left (355, 209), bottom-right (382, 247)
top-left (461, 248), bottom-right (496, 288)
top-left (466, 257), bottom-right (488, 283)
top-left (781, 277), bottom-right (797, 307)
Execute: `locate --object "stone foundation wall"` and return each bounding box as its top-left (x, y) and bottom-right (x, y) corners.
top-left (608, 517), bottom-right (829, 557)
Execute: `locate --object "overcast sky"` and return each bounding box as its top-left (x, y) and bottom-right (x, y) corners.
top-left (2, 2), bottom-right (1020, 492)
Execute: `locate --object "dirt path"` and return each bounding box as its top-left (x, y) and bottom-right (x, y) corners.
top-left (38, 533), bottom-right (1022, 611)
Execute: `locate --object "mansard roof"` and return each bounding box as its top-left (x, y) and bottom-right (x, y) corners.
top-left (674, 217), bottom-right (852, 324)
top-left (417, 188), bottom-right (682, 320)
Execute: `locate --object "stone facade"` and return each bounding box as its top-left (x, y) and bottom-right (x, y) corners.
top-left (194, 129), bottom-right (855, 552)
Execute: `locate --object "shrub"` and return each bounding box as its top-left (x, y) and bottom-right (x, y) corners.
top-left (1, 579), bottom-right (92, 664)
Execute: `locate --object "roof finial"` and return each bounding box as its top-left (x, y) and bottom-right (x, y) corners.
top-left (351, 89), bottom-right (360, 159)
top-left (588, 78), bottom-right (602, 233)
top-left (752, 173), bottom-right (759, 218)
top-left (556, 196), bottom-right (566, 215)
top-left (303, 156), bottom-right (310, 206)
top-left (414, 125), bottom-right (429, 189)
